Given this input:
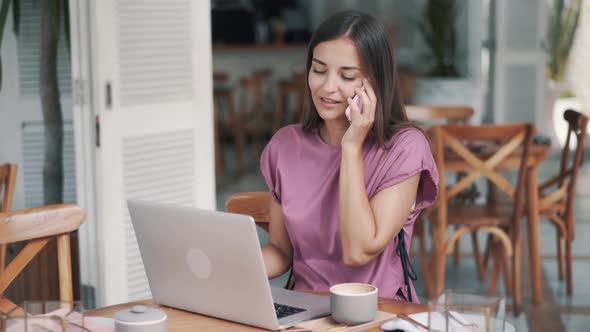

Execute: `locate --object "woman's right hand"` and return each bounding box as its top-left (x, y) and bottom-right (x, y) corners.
top-left (341, 79), bottom-right (377, 152)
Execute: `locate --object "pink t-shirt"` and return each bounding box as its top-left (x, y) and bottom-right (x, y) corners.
top-left (260, 124), bottom-right (438, 302)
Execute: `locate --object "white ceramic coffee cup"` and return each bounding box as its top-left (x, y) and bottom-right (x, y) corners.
top-left (330, 283), bottom-right (378, 325)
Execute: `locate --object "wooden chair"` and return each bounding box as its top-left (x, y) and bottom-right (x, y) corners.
top-left (0, 204), bottom-right (85, 314)
top-left (213, 71), bottom-right (245, 175)
top-left (0, 163), bottom-right (18, 273)
top-left (538, 109), bottom-right (588, 295)
top-left (405, 106), bottom-right (474, 297)
top-left (274, 71), bottom-right (305, 133)
top-left (424, 123), bottom-right (534, 314)
top-left (239, 69), bottom-right (275, 161)
top-left (225, 192), bottom-right (294, 289)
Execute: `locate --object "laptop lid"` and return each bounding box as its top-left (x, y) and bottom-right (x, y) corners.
top-left (127, 199), bottom-right (280, 330)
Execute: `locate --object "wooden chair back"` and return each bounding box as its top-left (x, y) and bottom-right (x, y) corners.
top-left (254, 68), bottom-right (273, 112)
top-left (225, 192), bottom-right (294, 289)
top-left (0, 204), bottom-right (85, 314)
top-left (429, 123), bottom-right (534, 311)
top-left (213, 71), bottom-right (238, 121)
top-left (0, 164), bottom-right (18, 272)
top-left (406, 107), bottom-right (473, 296)
top-left (556, 109), bottom-right (587, 239)
top-left (240, 69), bottom-right (273, 117)
top-left (213, 71), bottom-right (245, 175)
top-left (405, 105), bottom-right (474, 125)
top-left (225, 192), bottom-right (271, 232)
top-left (539, 109), bottom-right (588, 239)
top-left (274, 71), bottom-right (305, 133)
top-left (213, 71), bottom-right (228, 82)
top-left (431, 122), bottom-right (534, 246)
top-left (538, 109), bottom-right (588, 295)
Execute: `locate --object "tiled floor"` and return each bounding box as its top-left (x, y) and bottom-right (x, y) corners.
top-left (216, 146), bottom-right (590, 331)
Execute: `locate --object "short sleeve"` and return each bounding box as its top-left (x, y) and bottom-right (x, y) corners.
top-left (260, 135), bottom-right (282, 203)
top-left (375, 128), bottom-right (439, 211)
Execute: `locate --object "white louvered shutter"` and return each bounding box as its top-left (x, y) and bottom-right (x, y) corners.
top-left (21, 121), bottom-right (76, 208)
top-left (88, 0), bottom-right (215, 306)
top-left (18, 0), bottom-right (71, 95)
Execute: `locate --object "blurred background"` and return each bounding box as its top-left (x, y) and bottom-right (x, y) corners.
top-left (212, 0), bottom-right (487, 186)
top-left (0, 1), bottom-right (589, 331)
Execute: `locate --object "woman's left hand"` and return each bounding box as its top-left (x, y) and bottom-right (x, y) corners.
top-left (341, 78), bottom-right (377, 152)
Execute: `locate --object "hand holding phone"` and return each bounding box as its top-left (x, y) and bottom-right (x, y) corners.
top-left (345, 94), bottom-right (364, 122)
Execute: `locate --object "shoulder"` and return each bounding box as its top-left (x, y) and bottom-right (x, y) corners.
top-left (262, 124), bottom-right (309, 161)
top-left (386, 126), bottom-right (431, 153)
top-left (270, 124), bottom-right (306, 144)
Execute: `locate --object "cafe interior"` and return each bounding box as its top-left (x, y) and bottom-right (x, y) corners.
top-left (1, 0), bottom-right (589, 331)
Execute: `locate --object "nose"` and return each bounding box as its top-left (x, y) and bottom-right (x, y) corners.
top-left (320, 72), bottom-right (338, 94)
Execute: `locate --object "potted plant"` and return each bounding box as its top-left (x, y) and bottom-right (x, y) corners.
top-left (544, 0), bottom-right (582, 146)
top-left (411, 1), bottom-right (486, 122)
top-left (417, 0), bottom-right (461, 77)
top-left (546, 0), bottom-right (582, 83)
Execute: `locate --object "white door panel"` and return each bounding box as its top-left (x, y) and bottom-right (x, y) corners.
top-left (77, 0), bottom-right (215, 306)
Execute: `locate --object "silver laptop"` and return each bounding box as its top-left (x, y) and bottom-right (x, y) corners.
top-left (127, 199), bottom-right (330, 330)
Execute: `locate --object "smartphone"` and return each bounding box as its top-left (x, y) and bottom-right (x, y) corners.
top-left (345, 94), bottom-right (364, 122)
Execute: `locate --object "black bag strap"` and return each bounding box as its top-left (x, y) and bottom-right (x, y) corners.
top-left (396, 230), bottom-right (417, 302)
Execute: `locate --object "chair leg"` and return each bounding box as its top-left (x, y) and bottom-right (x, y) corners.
top-left (566, 238), bottom-right (573, 296)
top-left (471, 232), bottom-right (486, 281)
top-left (482, 234), bottom-right (493, 274)
top-left (435, 250), bottom-right (447, 296)
top-left (512, 240), bottom-right (521, 315)
top-left (500, 247), bottom-right (513, 297)
top-left (228, 95), bottom-right (244, 175)
top-left (0, 244), bottom-right (6, 273)
top-left (234, 125), bottom-right (245, 175)
top-left (56, 234), bottom-right (74, 305)
top-left (251, 130), bottom-right (261, 163)
top-left (488, 241), bottom-right (500, 295)
top-left (557, 236), bottom-right (565, 281)
top-left (214, 118), bottom-right (223, 177)
top-left (416, 220), bottom-right (433, 298)
top-left (453, 228), bottom-right (461, 266)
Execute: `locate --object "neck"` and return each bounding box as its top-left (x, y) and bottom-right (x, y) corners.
top-left (319, 120), bottom-right (348, 145)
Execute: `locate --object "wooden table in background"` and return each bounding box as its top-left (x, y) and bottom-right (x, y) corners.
top-left (86, 297), bottom-right (427, 331)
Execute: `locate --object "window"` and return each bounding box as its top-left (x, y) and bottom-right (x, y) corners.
top-left (17, 0), bottom-right (72, 96)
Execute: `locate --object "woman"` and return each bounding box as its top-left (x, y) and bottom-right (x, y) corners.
top-left (260, 11), bottom-right (438, 302)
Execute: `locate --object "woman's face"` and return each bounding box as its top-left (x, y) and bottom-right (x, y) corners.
top-left (308, 37), bottom-right (365, 123)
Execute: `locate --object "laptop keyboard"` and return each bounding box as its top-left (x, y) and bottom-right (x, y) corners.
top-left (274, 303), bottom-right (307, 319)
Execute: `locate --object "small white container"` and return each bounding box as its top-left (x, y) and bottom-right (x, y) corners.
top-left (114, 305), bottom-right (167, 332)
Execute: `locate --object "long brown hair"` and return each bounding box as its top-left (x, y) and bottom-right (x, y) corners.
top-left (300, 11), bottom-right (413, 147)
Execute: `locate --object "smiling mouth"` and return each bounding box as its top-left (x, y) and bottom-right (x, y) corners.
top-left (320, 97), bottom-right (340, 104)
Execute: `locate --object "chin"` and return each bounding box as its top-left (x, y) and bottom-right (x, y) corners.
top-left (319, 111), bottom-right (346, 123)
top-left (315, 105), bottom-right (345, 122)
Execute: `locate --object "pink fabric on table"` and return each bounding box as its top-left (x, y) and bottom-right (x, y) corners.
top-left (5, 308), bottom-right (113, 332)
top-left (260, 124), bottom-right (438, 302)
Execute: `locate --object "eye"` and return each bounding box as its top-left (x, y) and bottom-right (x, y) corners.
top-left (342, 76), bottom-right (356, 81)
top-left (312, 69), bottom-right (326, 74)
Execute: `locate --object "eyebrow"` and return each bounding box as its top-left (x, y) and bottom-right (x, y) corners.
top-left (312, 58), bottom-right (361, 71)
